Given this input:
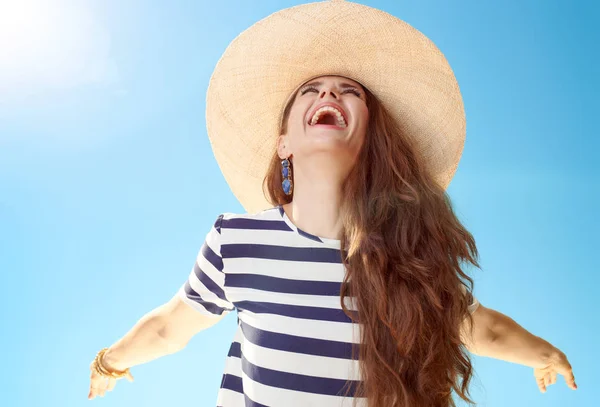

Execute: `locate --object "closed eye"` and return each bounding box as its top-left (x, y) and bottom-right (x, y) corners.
top-left (299, 86), bottom-right (318, 95)
top-left (300, 85), bottom-right (362, 98)
top-left (343, 88), bottom-right (362, 97)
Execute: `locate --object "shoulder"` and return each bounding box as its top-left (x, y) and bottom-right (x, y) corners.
top-left (219, 205), bottom-right (282, 228)
top-left (214, 206), bottom-right (283, 256)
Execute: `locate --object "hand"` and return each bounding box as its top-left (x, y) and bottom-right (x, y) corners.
top-left (88, 355), bottom-right (134, 400)
top-left (533, 347), bottom-right (577, 393)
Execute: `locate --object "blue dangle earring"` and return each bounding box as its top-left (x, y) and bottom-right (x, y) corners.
top-left (281, 157), bottom-right (293, 195)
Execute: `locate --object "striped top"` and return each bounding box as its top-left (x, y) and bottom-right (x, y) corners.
top-left (178, 205), bottom-right (480, 407)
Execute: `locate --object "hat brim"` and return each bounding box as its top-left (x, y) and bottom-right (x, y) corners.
top-left (206, 0), bottom-right (466, 214)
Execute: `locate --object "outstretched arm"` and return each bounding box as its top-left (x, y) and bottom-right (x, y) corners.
top-left (89, 294), bottom-right (226, 399)
top-left (102, 294), bottom-right (226, 370)
top-left (460, 304), bottom-right (577, 393)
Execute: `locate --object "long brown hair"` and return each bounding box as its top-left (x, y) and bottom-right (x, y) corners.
top-left (263, 82), bottom-right (481, 407)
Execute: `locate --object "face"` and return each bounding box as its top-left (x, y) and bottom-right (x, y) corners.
top-left (277, 75), bottom-right (369, 170)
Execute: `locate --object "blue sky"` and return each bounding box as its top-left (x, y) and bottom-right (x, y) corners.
top-left (0, 1), bottom-right (597, 406)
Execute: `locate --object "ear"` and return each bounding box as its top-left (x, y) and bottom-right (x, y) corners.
top-left (276, 135), bottom-right (290, 160)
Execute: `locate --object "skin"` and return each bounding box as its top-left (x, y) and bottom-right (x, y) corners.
top-left (88, 76), bottom-right (578, 400)
top-left (278, 75), bottom-right (578, 395)
top-left (277, 75), bottom-right (369, 240)
top-left (462, 305), bottom-right (577, 394)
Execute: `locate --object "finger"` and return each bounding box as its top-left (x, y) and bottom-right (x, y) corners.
top-left (550, 371), bottom-right (557, 385)
top-left (544, 373), bottom-right (551, 388)
top-left (126, 371), bottom-right (135, 382)
top-left (536, 375), bottom-right (546, 393)
top-left (90, 376), bottom-right (108, 398)
top-left (88, 383), bottom-right (99, 399)
top-left (95, 384), bottom-right (107, 398)
top-left (89, 384), bottom-right (105, 400)
top-left (561, 370), bottom-right (577, 390)
top-left (554, 357), bottom-right (577, 389)
top-left (106, 377), bottom-right (117, 392)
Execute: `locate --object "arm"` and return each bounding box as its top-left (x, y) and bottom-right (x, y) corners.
top-left (89, 214), bottom-right (234, 400)
top-left (102, 212), bottom-right (233, 372)
top-left (460, 304), bottom-right (577, 392)
top-left (459, 304), bottom-right (495, 357)
top-left (460, 304), bottom-right (554, 367)
top-left (102, 294), bottom-right (226, 371)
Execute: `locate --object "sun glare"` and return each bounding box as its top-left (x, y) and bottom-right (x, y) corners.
top-left (0, 0), bottom-right (116, 102)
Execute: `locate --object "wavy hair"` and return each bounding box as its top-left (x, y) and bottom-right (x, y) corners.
top-left (263, 83), bottom-right (481, 407)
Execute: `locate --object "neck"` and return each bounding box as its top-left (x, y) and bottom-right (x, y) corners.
top-left (283, 173), bottom-right (344, 240)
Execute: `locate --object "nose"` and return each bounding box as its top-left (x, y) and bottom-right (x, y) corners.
top-left (319, 87), bottom-right (338, 99)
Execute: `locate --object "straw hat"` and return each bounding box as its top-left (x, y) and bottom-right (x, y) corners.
top-left (206, 0), bottom-right (466, 214)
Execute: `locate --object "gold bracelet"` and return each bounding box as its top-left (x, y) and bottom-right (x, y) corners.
top-left (94, 348), bottom-right (130, 378)
top-left (93, 348), bottom-right (131, 379)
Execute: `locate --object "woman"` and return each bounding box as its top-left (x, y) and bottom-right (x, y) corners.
top-left (88, 1), bottom-right (577, 406)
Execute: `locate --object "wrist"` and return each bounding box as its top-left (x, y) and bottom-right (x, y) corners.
top-left (102, 347), bottom-right (129, 372)
top-left (535, 336), bottom-right (558, 367)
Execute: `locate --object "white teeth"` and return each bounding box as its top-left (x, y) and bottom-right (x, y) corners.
top-left (309, 106), bottom-right (347, 127)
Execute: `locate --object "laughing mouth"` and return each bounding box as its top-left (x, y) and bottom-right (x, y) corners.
top-left (309, 105), bottom-right (347, 128)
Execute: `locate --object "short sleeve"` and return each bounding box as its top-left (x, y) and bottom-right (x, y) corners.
top-left (177, 214), bottom-right (235, 317)
top-left (460, 282), bottom-right (480, 314)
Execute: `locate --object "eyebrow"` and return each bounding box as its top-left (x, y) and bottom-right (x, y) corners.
top-left (300, 80), bottom-right (362, 90)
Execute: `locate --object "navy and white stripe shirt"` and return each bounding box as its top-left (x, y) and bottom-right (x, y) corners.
top-left (178, 205), bottom-right (480, 407)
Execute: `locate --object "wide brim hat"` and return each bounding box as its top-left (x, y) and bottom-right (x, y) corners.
top-left (206, 0), bottom-right (466, 214)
